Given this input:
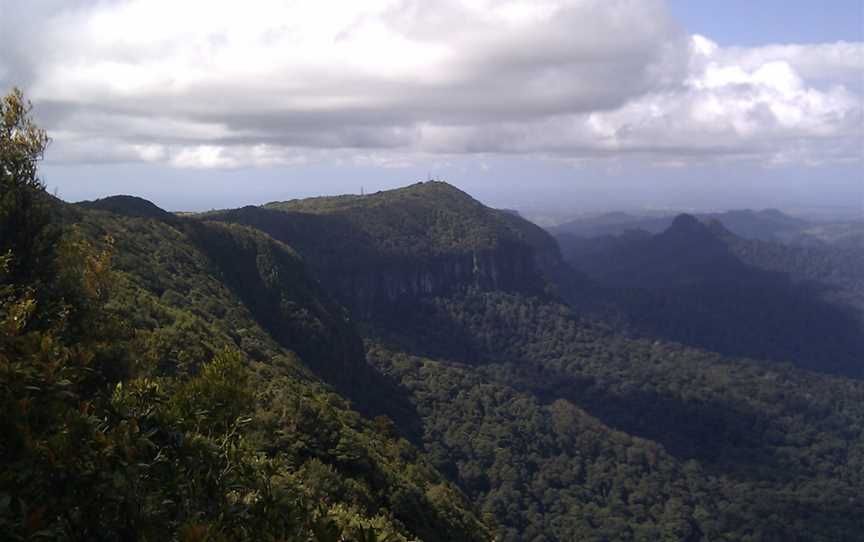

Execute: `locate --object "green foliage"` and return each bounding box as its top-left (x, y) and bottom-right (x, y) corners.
top-left (169, 348), bottom-right (254, 433)
top-left (0, 88), bottom-right (49, 190)
top-left (0, 88), bottom-right (53, 284)
top-left (29, 211), bottom-right (490, 541)
top-left (0, 91), bottom-right (491, 541)
top-left (367, 291), bottom-right (864, 541)
top-left (202, 182), bottom-right (559, 317)
top-left (205, 183), bottom-right (864, 541)
top-left (263, 182), bottom-right (510, 256)
top-left (5, 89), bottom-right (862, 540)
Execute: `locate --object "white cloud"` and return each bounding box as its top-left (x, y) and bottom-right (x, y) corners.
top-left (0, 0), bottom-right (860, 169)
top-left (171, 146), bottom-right (238, 169)
top-left (573, 35), bottom-right (862, 164)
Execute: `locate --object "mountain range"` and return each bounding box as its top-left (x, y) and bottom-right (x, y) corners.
top-left (4, 180), bottom-right (864, 540)
top-left (550, 208), bottom-right (864, 248)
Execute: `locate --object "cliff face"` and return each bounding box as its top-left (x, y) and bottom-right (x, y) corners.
top-left (182, 220), bottom-right (368, 388)
top-left (75, 200), bottom-right (421, 414)
top-left (324, 243), bottom-right (540, 315)
top-left (205, 182), bottom-right (563, 313)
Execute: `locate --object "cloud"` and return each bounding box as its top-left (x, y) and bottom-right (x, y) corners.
top-left (543, 35), bottom-right (863, 165)
top-left (0, 0), bottom-right (860, 169)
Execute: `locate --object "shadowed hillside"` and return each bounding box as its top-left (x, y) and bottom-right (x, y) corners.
top-left (2, 164), bottom-right (492, 540)
top-left (199, 184), bottom-right (864, 541)
top-left (557, 214), bottom-right (864, 377)
top-left (204, 182), bottom-right (566, 316)
top-left (551, 208), bottom-right (811, 242)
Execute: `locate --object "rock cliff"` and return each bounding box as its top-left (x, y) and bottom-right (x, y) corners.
top-left (204, 182), bottom-right (565, 314)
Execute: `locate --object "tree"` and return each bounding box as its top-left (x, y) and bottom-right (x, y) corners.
top-left (0, 87), bottom-right (52, 283)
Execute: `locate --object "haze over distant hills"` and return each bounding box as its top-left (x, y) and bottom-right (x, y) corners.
top-left (549, 207), bottom-right (864, 248)
top-left (556, 213), bottom-right (864, 376)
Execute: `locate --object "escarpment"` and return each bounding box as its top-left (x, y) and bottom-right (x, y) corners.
top-left (204, 181), bottom-right (567, 314)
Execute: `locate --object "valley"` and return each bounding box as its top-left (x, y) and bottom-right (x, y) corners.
top-left (66, 181), bottom-right (864, 541)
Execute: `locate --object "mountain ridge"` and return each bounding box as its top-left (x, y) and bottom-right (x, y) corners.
top-left (193, 185), bottom-right (864, 540)
top-left (203, 181), bottom-right (566, 316)
top-left (551, 207), bottom-right (814, 243)
top-left (48, 183), bottom-right (864, 541)
top-left (557, 212), bottom-right (864, 376)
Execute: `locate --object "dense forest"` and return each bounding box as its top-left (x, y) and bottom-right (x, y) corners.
top-left (207, 182), bottom-right (864, 540)
top-left (555, 215), bottom-right (864, 376)
top-left (0, 90), bottom-right (489, 541)
top-left (3, 89), bottom-right (864, 540)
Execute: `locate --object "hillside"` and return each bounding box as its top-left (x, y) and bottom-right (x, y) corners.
top-left (551, 208), bottom-right (820, 243)
top-left (77, 194), bottom-right (179, 222)
top-left (3, 23), bottom-right (862, 541)
top-left (556, 214), bottom-right (864, 377)
top-left (4, 104), bottom-right (863, 539)
top-left (204, 183), bottom-right (864, 541)
top-left (203, 182), bottom-right (565, 317)
top-left (2, 181), bottom-right (491, 539)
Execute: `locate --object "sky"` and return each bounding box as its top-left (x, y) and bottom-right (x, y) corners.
top-left (1, 0), bottom-right (862, 215)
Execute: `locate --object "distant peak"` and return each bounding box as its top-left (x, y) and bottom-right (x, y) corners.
top-left (662, 213), bottom-right (724, 241)
top-left (661, 214), bottom-right (740, 246)
top-left (263, 180), bottom-right (486, 217)
top-left (669, 213), bottom-right (702, 230)
top-left (402, 180), bottom-right (464, 194)
top-left (77, 195), bottom-right (173, 221)
top-left (366, 180), bottom-right (479, 205)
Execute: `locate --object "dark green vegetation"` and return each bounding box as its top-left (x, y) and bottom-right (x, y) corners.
top-left (207, 182), bottom-right (864, 540)
top-left (0, 91), bottom-right (489, 541)
top-left (3, 90), bottom-right (864, 541)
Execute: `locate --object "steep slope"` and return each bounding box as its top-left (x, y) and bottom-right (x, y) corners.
top-left (368, 292), bottom-right (864, 541)
top-left (205, 184), bottom-right (864, 541)
top-left (31, 199), bottom-right (494, 541)
top-left (557, 214), bottom-right (864, 377)
top-left (205, 181), bottom-right (563, 315)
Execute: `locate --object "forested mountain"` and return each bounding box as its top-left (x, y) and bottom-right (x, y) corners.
top-left (549, 208), bottom-right (864, 247)
top-left (4, 90), bottom-right (864, 541)
top-left (201, 183), bottom-right (564, 316)
top-left (1, 93), bottom-right (489, 540)
top-left (206, 182), bottom-right (864, 541)
top-left (556, 215), bottom-right (864, 376)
